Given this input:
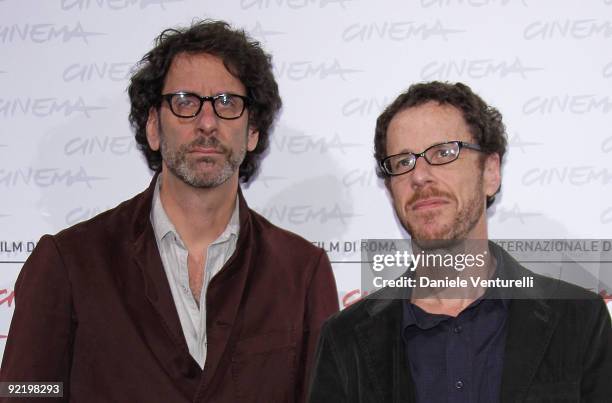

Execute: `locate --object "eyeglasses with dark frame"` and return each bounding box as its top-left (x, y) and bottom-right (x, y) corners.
top-left (161, 92), bottom-right (251, 120)
top-left (380, 141), bottom-right (483, 177)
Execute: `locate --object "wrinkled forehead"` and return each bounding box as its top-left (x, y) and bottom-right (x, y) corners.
top-left (386, 102), bottom-right (475, 154)
top-left (163, 52), bottom-right (246, 95)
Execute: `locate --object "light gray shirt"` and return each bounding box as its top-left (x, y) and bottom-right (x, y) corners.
top-left (150, 176), bottom-right (240, 369)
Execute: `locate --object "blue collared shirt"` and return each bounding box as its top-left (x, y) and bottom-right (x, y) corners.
top-left (402, 250), bottom-right (509, 403)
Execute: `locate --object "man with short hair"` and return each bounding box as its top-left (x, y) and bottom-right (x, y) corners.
top-left (1, 20), bottom-right (338, 402)
top-left (308, 81), bottom-right (611, 402)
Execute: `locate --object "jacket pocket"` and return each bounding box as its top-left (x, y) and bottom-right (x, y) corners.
top-left (231, 328), bottom-right (297, 403)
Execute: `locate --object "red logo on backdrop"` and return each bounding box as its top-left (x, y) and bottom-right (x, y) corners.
top-left (1, 289), bottom-right (16, 340)
top-left (0, 289), bottom-right (15, 307)
top-left (342, 289), bottom-right (369, 308)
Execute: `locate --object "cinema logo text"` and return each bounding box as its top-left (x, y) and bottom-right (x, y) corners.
top-left (420, 57), bottom-right (542, 80)
top-left (342, 20), bottom-right (464, 42)
top-left (0, 97), bottom-right (106, 118)
top-left (523, 95), bottom-right (612, 115)
top-left (0, 22), bottom-right (104, 44)
top-left (66, 206), bottom-right (111, 225)
top-left (241, 0), bottom-right (353, 10)
top-left (522, 166), bottom-right (612, 186)
top-left (257, 204), bottom-right (358, 225)
top-left (603, 136), bottom-right (612, 153)
top-left (342, 168), bottom-right (378, 188)
top-left (420, 0), bottom-right (528, 6)
top-left (63, 62), bottom-right (133, 82)
top-left (256, 176), bottom-right (287, 188)
top-left (61, 0), bottom-right (185, 10)
top-left (0, 241), bottom-right (36, 254)
top-left (64, 135), bottom-right (136, 156)
top-left (0, 167), bottom-right (107, 188)
top-left (524, 19), bottom-right (612, 40)
top-left (272, 130), bottom-right (361, 154)
top-left (249, 22), bottom-right (285, 42)
top-left (602, 207), bottom-right (612, 224)
top-left (494, 204), bottom-right (541, 223)
top-left (603, 61), bottom-right (612, 78)
top-left (342, 96), bottom-right (391, 117)
top-left (508, 133), bottom-right (542, 153)
top-left (273, 59), bottom-right (361, 81)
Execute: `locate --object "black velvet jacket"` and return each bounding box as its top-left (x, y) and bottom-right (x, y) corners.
top-left (308, 244), bottom-right (612, 403)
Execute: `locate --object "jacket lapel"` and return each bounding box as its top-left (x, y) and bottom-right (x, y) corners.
top-left (497, 245), bottom-right (560, 403)
top-left (196, 189), bottom-right (254, 395)
top-left (133, 220), bottom-right (191, 353)
top-left (129, 177), bottom-right (199, 374)
top-left (355, 297), bottom-right (416, 403)
top-left (500, 298), bottom-right (558, 402)
top-left (112, 175), bottom-right (202, 399)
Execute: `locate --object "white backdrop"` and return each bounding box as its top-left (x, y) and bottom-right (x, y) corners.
top-left (1, 0), bottom-right (611, 360)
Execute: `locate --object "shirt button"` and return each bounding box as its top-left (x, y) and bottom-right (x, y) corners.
top-left (453, 325), bottom-right (462, 334)
top-left (455, 380), bottom-right (464, 389)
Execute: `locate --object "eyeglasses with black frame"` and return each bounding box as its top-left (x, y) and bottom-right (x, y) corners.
top-left (380, 141), bottom-right (483, 177)
top-left (161, 92), bottom-right (251, 120)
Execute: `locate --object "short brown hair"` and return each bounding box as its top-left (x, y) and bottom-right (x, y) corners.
top-left (374, 81), bottom-right (507, 208)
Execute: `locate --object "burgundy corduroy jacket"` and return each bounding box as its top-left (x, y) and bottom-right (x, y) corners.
top-left (1, 177), bottom-right (339, 402)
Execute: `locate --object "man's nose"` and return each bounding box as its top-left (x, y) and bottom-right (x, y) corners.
top-left (409, 156), bottom-right (435, 189)
top-left (195, 100), bottom-right (218, 133)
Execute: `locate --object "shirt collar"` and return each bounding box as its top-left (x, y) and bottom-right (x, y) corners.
top-left (215, 194), bottom-right (240, 245)
top-left (150, 174), bottom-right (240, 248)
top-left (402, 241), bottom-right (510, 330)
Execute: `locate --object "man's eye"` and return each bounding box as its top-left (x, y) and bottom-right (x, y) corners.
top-left (395, 157), bottom-right (413, 170)
top-left (217, 95), bottom-right (234, 106)
top-left (398, 158), bottom-right (412, 166)
top-left (435, 148), bottom-right (455, 158)
top-left (176, 96), bottom-right (196, 107)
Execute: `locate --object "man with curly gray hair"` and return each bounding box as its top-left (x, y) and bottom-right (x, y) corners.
top-left (2, 20), bottom-right (338, 403)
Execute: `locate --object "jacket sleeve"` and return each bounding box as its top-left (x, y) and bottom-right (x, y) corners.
top-left (580, 296), bottom-right (612, 401)
top-left (307, 318), bottom-right (347, 403)
top-left (297, 250), bottom-right (339, 403)
top-left (0, 235), bottom-right (74, 402)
